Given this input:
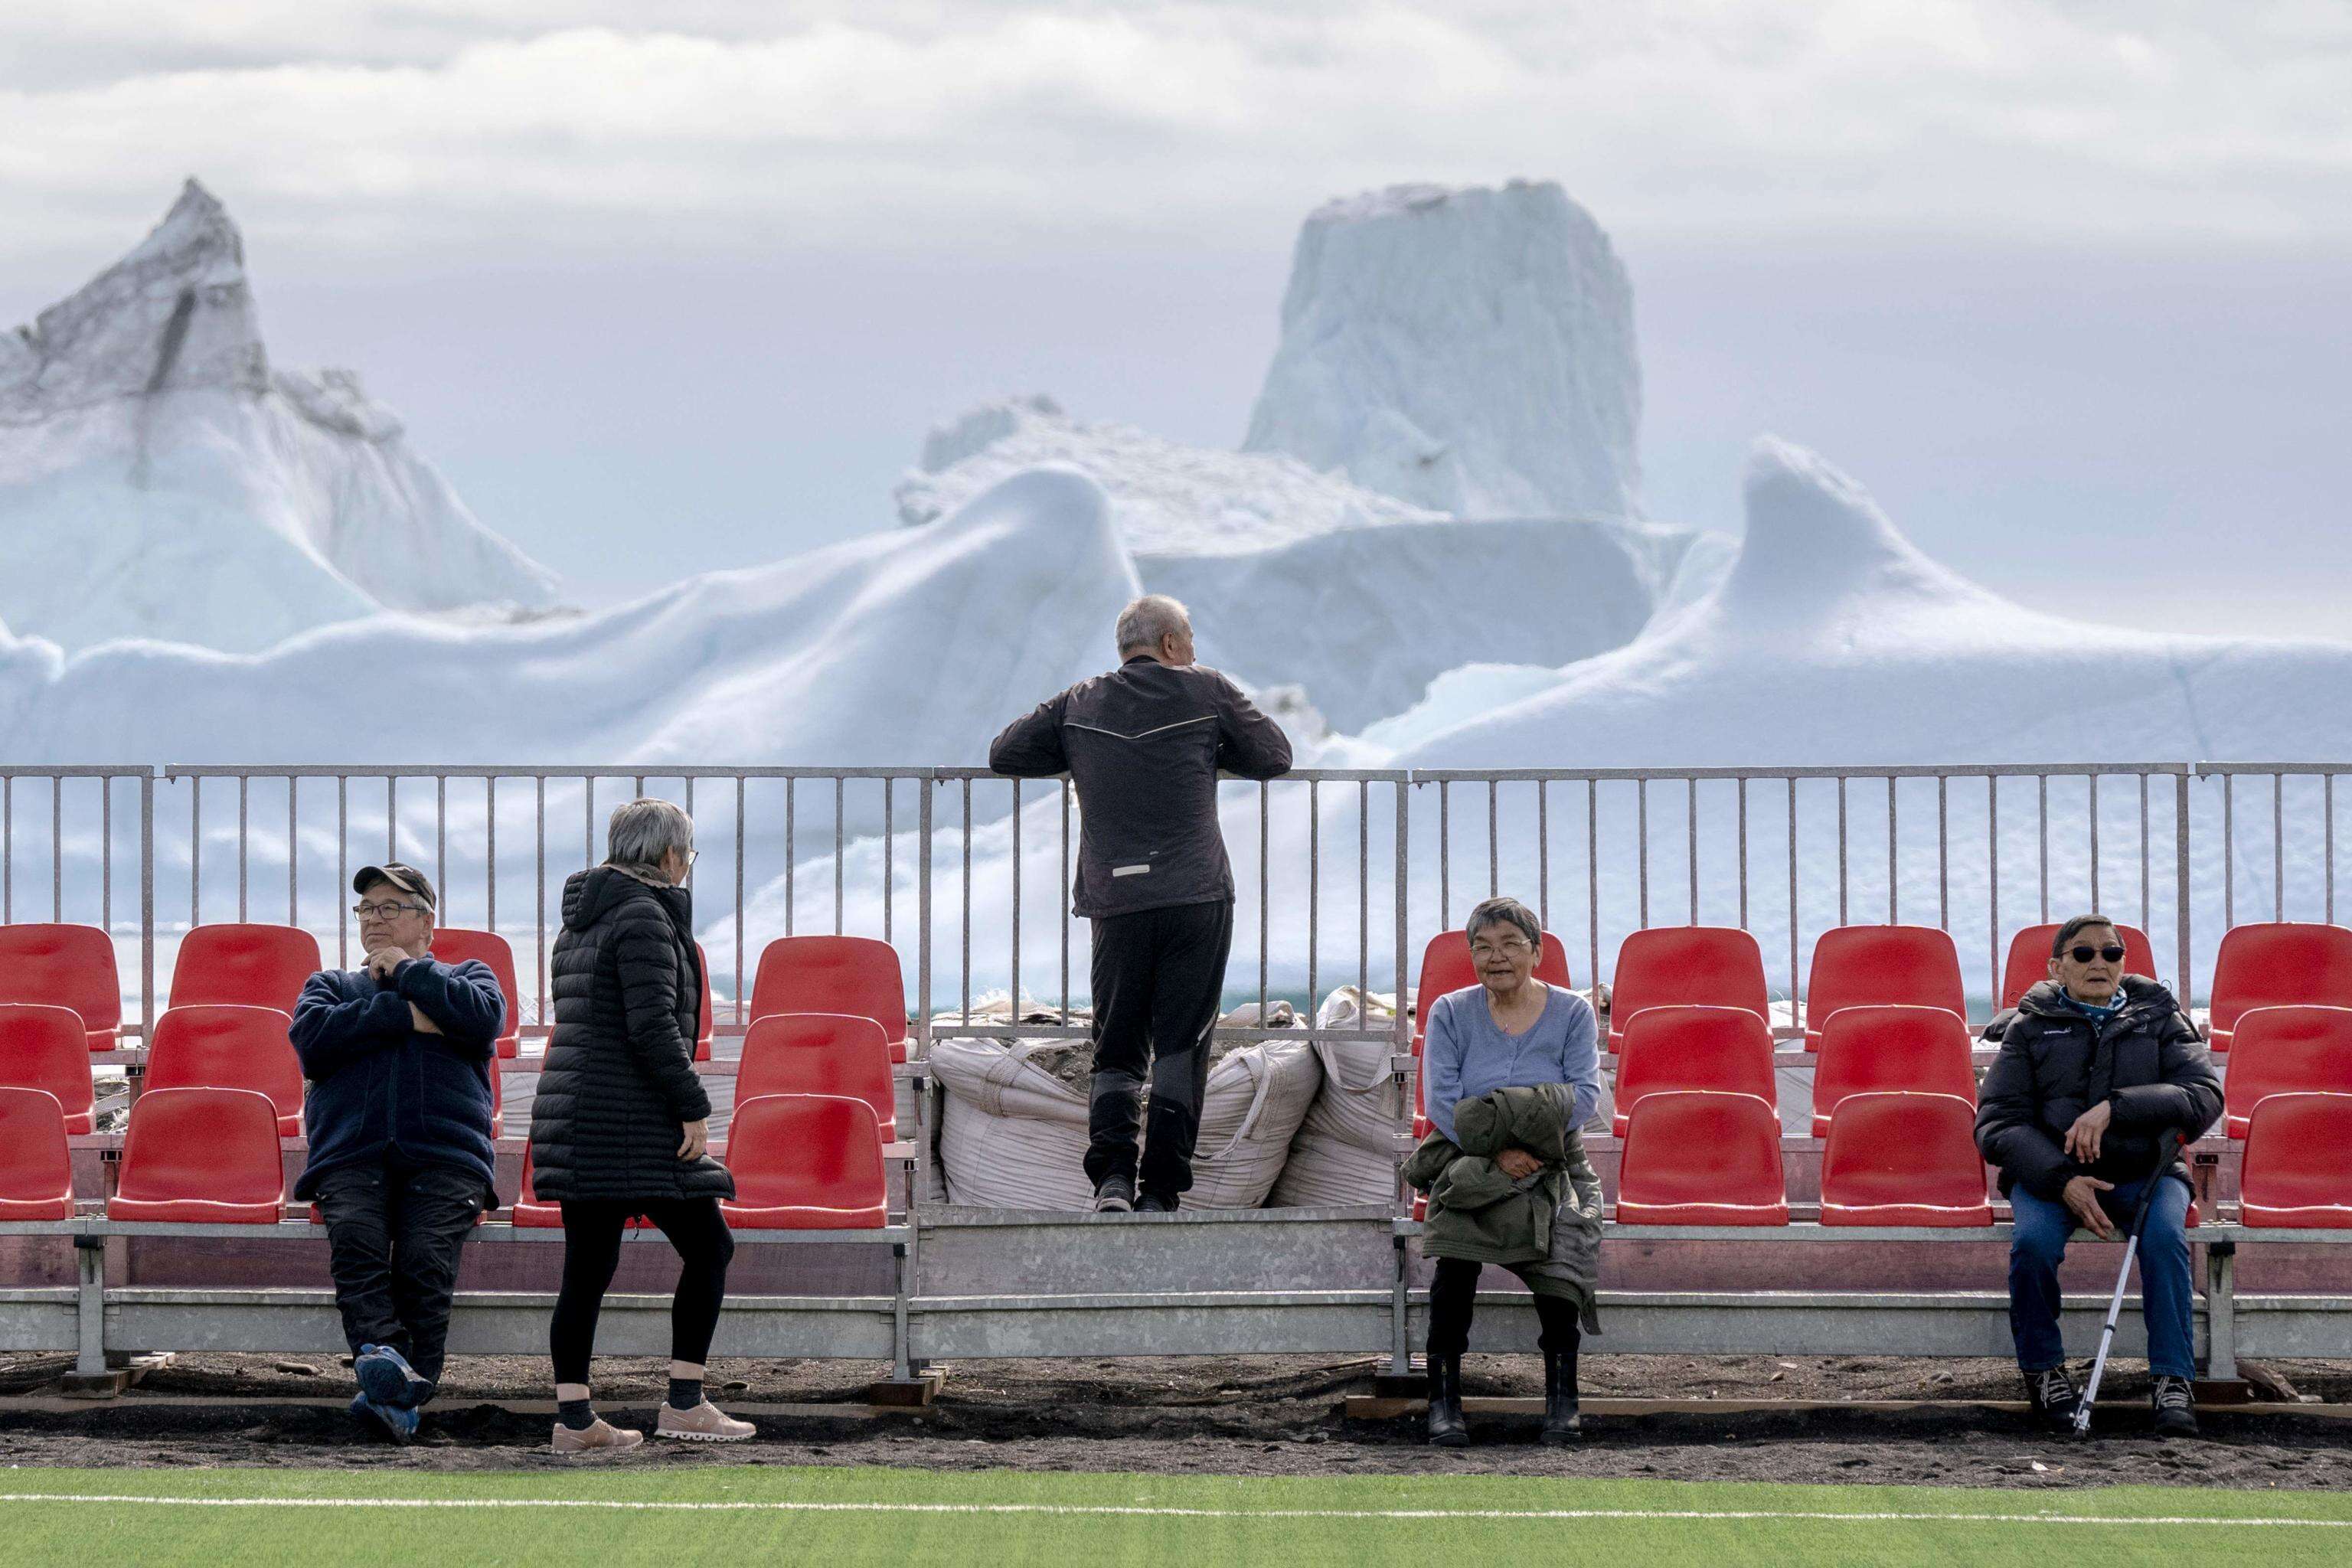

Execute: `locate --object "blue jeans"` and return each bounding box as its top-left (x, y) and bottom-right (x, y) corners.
top-left (2008, 1174), bottom-right (2195, 1380)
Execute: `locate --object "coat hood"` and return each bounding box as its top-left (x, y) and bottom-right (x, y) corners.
top-left (2017, 972), bottom-right (2178, 1023)
top-left (560, 864), bottom-right (690, 933)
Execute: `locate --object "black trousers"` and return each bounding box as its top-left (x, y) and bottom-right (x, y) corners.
top-left (1085, 899), bottom-right (1234, 1197)
top-left (1425, 1257), bottom-right (1582, 1361)
top-left (314, 1155), bottom-right (487, 1387)
top-left (550, 1197), bottom-right (735, 1386)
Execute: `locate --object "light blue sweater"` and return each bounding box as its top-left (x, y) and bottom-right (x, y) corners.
top-left (1423, 982), bottom-right (1603, 1145)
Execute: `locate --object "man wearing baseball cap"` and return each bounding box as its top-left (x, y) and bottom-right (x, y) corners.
top-left (289, 862), bottom-right (505, 1443)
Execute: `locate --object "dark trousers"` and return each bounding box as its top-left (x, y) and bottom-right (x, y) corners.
top-left (313, 1155), bottom-right (486, 1387)
top-left (550, 1197), bottom-right (735, 1386)
top-left (1085, 899), bottom-right (1235, 1197)
top-left (1426, 1257), bottom-right (1582, 1361)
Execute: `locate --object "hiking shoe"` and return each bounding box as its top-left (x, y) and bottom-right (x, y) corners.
top-left (1093, 1177), bottom-right (1134, 1214)
top-left (2151, 1376), bottom-right (2200, 1438)
top-left (2023, 1365), bottom-right (2079, 1432)
top-left (1136, 1191), bottom-right (1178, 1214)
top-left (551, 1416), bottom-right (644, 1455)
top-left (348, 1391), bottom-right (417, 1445)
top-left (656, 1400), bottom-right (756, 1443)
top-left (354, 1343), bottom-right (428, 1410)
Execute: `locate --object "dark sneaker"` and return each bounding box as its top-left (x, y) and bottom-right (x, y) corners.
top-left (349, 1390), bottom-right (418, 1445)
top-left (354, 1343), bottom-right (426, 1410)
top-left (1092, 1177), bottom-right (1134, 1214)
top-left (2023, 1365), bottom-right (2079, 1432)
top-left (1136, 1191), bottom-right (1178, 1214)
top-left (2151, 1376), bottom-right (2200, 1438)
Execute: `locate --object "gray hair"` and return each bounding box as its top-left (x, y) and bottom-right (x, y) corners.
top-left (606, 799), bottom-right (694, 871)
top-left (1465, 896), bottom-right (1541, 949)
top-left (1115, 593), bottom-right (1191, 657)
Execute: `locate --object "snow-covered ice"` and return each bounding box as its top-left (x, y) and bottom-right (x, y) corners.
top-left (1243, 181), bottom-right (1642, 520)
top-left (0, 181), bottom-right (561, 653)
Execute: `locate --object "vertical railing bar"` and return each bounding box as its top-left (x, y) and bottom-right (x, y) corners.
top-left (1886, 774), bottom-right (1897, 924)
top-left (2174, 774), bottom-right (2194, 1012)
top-left (733, 777), bottom-right (746, 1026)
top-left (959, 779), bottom-right (972, 1021)
top-left (2223, 774), bottom-right (2235, 929)
top-left (189, 776), bottom-right (201, 928)
top-left (1438, 781), bottom-right (1451, 929)
top-left (683, 777), bottom-right (695, 896)
top-left (883, 779), bottom-right (894, 946)
top-left (1788, 778), bottom-right (1801, 1031)
top-left (1636, 776), bottom-right (1649, 929)
top-left (1737, 777), bottom-right (1749, 930)
top-left (583, 775), bottom-right (594, 873)
top-left (1308, 779), bottom-right (1321, 1014)
top-left (1258, 781), bottom-right (1269, 1016)
top-left (2, 774), bottom-right (11, 922)
top-left (286, 777), bottom-right (299, 926)
top-left (2274, 772), bottom-right (2285, 923)
top-left (1060, 779), bottom-right (1072, 1023)
top-left (1486, 778), bottom-right (1498, 900)
top-left (1834, 776), bottom-right (1847, 928)
top-left (1687, 777), bottom-right (1700, 926)
top-left (2089, 774), bottom-right (2100, 913)
top-left (918, 782), bottom-right (934, 1063)
top-left (53, 777), bottom-right (65, 921)
top-left (2328, 773), bottom-right (2337, 925)
top-left (1537, 780), bottom-right (1550, 930)
top-left (2037, 773), bottom-right (2050, 923)
top-left (387, 776), bottom-right (397, 863)
top-left (236, 776), bottom-right (248, 922)
top-left (335, 776), bottom-right (347, 969)
top-left (1359, 779), bottom-right (1370, 1010)
top-left (1010, 779), bottom-right (1022, 1010)
top-left (485, 777), bottom-right (498, 931)
top-left (2140, 773), bottom-right (2152, 933)
top-left (139, 774), bottom-right (155, 1032)
top-left (1393, 778), bottom-right (1412, 1092)
top-left (1585, 781), bottom-right (1599, 1003)
top-left (1988, 777), bottom-right (2000, 1019)
top-left (103, 778), bottom-right (115, 936)
top-left (536, 776), bottom-right (548, 1030)
top-left (784, 779), bottom-right (796, 938)
top-left (835, 776), bottom-right (846, 936)
top-left (435, 775), bottom-right (447, 911)
top-left (1936, 773), bottom-right (1949, 931)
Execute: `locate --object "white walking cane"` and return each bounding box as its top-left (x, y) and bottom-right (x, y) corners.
top-left (2072, 1129), bottom-right (2185, 1439)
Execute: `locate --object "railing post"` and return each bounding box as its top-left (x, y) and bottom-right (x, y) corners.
top-left (139, 769), bottom-right (155, 1039)
top-left (2203, 1240), bottom-right (2237, 1382)
top-left (2175, 771), bottom-right (2195, 1013)
top-left (74, 1231), bottom-right (106, 1379)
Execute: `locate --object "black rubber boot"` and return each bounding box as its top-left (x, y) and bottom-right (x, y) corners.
top-left (1540, 1348), bottom-right (1581, 1443)
top-left (1426, 1355), bottom-right (1468, 1448)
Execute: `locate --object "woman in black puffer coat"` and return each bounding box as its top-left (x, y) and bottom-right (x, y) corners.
top-left (530, 799), bottom-right (749, 1452)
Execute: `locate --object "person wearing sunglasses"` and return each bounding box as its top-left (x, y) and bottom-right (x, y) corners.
top-left (289, 863), bottom-right (506, 1444)
top-left (1976, 913), bottom-right (2220, 1437)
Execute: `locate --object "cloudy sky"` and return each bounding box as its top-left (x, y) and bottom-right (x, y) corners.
top-left (3, 2), bottom-right (2348, 632)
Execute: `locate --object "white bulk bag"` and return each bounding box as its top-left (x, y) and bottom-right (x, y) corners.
top-left (1269, 988), bottom-right (1406, 1208)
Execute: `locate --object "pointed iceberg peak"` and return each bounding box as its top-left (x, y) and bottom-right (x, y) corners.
top-left (1243, 178), bottom-right (1641, 520)
top-left (0, 176), bottom-right (265, 420)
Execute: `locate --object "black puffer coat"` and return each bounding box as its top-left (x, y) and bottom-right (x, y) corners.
top-left (1975, 975), bottom-right (2221, 1201)
top-left (528, 867), bottom-right (733, 1204)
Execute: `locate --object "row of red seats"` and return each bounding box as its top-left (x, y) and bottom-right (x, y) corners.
top-left (1406, 920), bottom-right (2352, 1054)
top-left (1616, 1087), bottom-right (2350, 1228)
top-left (0, 923), bottom-right (916, 1064)
top-left (0, 1083), bottom-right (890, 1230)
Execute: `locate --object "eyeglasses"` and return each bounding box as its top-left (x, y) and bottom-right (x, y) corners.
top-left (2068, 944), bottom-right (2128, 964)
top-left (352, 900), bottom-right (426, 920)
top-left (1468, 938), bottom-right (1534, 960)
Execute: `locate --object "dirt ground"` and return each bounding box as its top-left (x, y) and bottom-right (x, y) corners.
top-left (2, 1351), bottom-right (2347, 1491)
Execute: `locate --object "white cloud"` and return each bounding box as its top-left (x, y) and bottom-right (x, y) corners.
top-left (2, 2), bottom-right (2349, 267)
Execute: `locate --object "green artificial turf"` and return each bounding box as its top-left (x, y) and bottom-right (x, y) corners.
top-left (0, 1464), bottom-right (2345, 1566)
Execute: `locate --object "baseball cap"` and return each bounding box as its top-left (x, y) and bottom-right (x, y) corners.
top-left (352, 862), bottom-right (438, 912)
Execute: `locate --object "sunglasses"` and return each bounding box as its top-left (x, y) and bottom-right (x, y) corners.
top-left (2067, 945), bottom-right (2128, 964)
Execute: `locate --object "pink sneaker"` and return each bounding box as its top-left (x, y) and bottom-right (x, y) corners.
top-left (550, 1416), bottom-right (644, 1455)
top-left (655, 1400), bottom-right (756, 1443)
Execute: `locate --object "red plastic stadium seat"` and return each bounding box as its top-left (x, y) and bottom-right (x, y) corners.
top-left (2239, 1093), bottom-right (2352, 1228)
top-left (749, 937), bottom-right (907, 1063)
top-left (429, 928), bottom-right (521, 1058)
top-left (1412, 930), bottom-right (1573, 1048)
top-left (2223, 1005), bottom-right (2352, 1137)
top-left (108, 1086), bottom-right (285, 1223)
top-left (720, 1093), bottom-right (887, 1230)
top-left (694, 941), bottom-right (715, 1063)
top-left (738, 1013), bottom-right (897, 1141)
top-left (0, 1087), bottom-right (76, 1220)
top-left (1607, 927), bottom-right (1769, 1052)
top-left (1809, 1004), bottom-right (1978, 1137)
top-left (144, 1005), bottom-right (304, 1137)
top-left (2208, 923), bottom-right (2352, 1053)
top-left (1802, 926), bottom-right (1967, 1050)
top-left (168, 923), bottom-right (322, 1015)
top-left (1819, 1091), bottom-right (1991, 1227)
top-left (0, 1004), bottom-right (98, 1134)
top-left (1615, 1090), bottom-right (1788, 1225)
top-left (0, 923), bottom-right (122, 1050)
top-left (2000, 923), bottom-right (2158, 1011)
top-left (511, 1145), bottom-right (560, 1227)
top-left (1611, 1005), bottom-right (1775, 1138)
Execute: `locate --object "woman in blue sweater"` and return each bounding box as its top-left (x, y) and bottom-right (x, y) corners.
top-left (1419, 896), bottom-right (1603, 1442)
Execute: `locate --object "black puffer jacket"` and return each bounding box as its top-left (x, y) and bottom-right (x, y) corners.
top-left (528, 867), bottom-right (733, 1204)
top-left (1975, 975), bottom-right (2221, 1201)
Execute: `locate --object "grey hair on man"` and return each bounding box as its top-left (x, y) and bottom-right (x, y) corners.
top-left (605, 799), bottom-right (694, 874)
top-left (1115, 594), bottom-right (1191, 658)
top-left (1465, 896), bottom-right (1541, 948)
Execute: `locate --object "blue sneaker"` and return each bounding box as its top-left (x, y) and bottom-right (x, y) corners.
top-left (348, 1391), bottom-right (419, 1445)
top-left (354, 1344), bottom-right (426, 1410)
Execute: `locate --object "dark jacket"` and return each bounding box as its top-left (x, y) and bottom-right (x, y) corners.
top-left (289, 956), bottom-right (503, 1205)
top-left (528, 867), bottom-right (733, 1204)
top-left (1403, 1083), bottom-right (1602, 1331)
top-left (1975, 975), bottom-right (2222, 1200)
top-left (988, 657), bottom-right (1292, 919)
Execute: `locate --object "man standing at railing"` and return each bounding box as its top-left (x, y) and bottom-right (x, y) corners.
top-left (290, 864), bottom-right (505, 1444)
top-left (989, 593), bottom-right (1293, 1214)
top-left (1976, 913), bottom-right (2221, 1438)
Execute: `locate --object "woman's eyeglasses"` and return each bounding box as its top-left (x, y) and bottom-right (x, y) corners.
top-left (2068, 944), bottom-right (2128, 964)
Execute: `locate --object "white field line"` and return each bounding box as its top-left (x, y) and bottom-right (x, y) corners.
top-left (0, 1494), bottom-right (2346, 1527)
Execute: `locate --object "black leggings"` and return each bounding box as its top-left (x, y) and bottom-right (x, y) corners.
top-left (1425, 1257), bottom-right (1582, 1362)
top-left (550, 1197), bottom-right (735, 1386)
